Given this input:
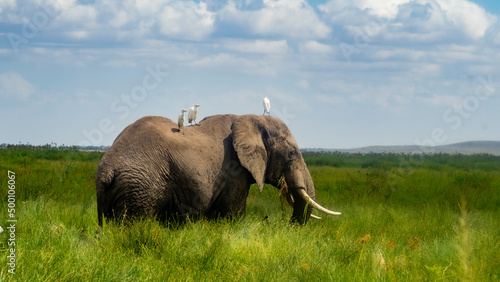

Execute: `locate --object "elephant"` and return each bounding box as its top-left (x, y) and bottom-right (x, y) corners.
top-left (95, 114), bottom-right (340, 226)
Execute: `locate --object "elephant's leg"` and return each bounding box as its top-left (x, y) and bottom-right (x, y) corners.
top-left (158, 181), bottom-right (215, 223)
top-left (206, 181), bottom-right (250, 220)
top-left (105, 182), bottom-right (162, 224)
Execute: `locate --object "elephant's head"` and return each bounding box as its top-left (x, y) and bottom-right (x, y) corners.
top-left (232, 115), bottom-right (340, 224)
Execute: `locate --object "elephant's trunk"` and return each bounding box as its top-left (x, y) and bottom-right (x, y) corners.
top-left (274, 146), bottom-right (342, 224)
top-left (285, 162), bottom-right (341, 223)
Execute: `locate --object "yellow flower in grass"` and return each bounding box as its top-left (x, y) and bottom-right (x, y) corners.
top-left (408, 236), bottom-right (420, 250)
top-left (356, 234), bottom-right (372, 245)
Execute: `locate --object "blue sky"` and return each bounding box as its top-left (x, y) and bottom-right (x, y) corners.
top-left (1, 0), bottom-right (500, 149)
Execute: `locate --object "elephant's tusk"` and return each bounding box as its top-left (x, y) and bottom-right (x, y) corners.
top-left (297, 189), bottom-right (341, 216)
top-left (284, 194), bottom-right (322, 219)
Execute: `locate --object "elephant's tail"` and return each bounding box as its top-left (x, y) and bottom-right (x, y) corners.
top-left (96, 165), bottom-right (115, 227)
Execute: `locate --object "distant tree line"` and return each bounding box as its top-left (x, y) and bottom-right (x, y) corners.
top-left (0, 143), bottom-right (109, 151)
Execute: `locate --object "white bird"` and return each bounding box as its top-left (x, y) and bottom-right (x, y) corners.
top-left (178, 109), bottom-right (187, 133)
top-left (188, 104), bottom-right (199, 125)
top-left (263, 96), bottom-right (270, 115)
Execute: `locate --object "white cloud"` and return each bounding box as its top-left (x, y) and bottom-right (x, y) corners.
top-left (109, 9), bottom-right (130, 29)
top-left (299, 41), bottom-right (334, 54)
top-left (320, 0), bottom-right (496, 42)
top-left (158, 1), bottom-right (215, 41)
top-left (55, 2), bottom-right (98, 26)
top-left (1, 1), bottom-right (498, 110)
top-left (223, 39), bottom-right (289, 54)
top-left (410, 63), bottom-right (441, 76)
top-left (189, 53), bottom-right (241, 68)
top-left (0, 72), bottom-right (35, 100)
top-left (353, 0), bottom-right (412, 19)
top-left (187, 53), bottom-right (279, 76)
top-left (221, 0), bottom-right (331, 39)
top-left (66, 30), bottom-right (89, 40)
top-left (395, 0), bottom-right (497, 41)
top-left (372, 48), bottom-right (427, 61)
top-left (318, 0), bottom-right (411, 19)
top-left (416, 93), bottom-right (462, 107)
top-left (134, 0), bottom-right (167, 16)
top-left (1, 0), bottom-right (217, 42)
top-left (437, 0), bottom-right (496, 39)
top-left (101, 60), bottom-right (137, 68)
top-left (0, 0), bottom-right (15, 13)
top-left (1, 0), bottom-right (495, 45)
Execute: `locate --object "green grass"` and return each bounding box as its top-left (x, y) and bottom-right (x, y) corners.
top-left (0, 147), bottom-right (499, 280)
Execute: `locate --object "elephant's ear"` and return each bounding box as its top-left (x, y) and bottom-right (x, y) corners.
top-left (232, 116), bottom-right (269, 192)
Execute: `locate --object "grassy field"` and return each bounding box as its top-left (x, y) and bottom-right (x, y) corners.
top-left (0, 147), bottom-right (499, 281)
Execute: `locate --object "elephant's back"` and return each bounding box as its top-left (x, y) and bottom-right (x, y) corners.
top-left (115, 115), bottom-right (236, 144)
top-left (114, 116), bottom-right (176, 141)
top-left (109, 116), bottom-right (182, 160)
top-left (102, 115), bottom-right (234, 174)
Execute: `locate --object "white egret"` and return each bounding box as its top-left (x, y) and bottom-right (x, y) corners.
top-left (263, 96), bottom-right (270, 115)
top-left (188, 104), bottom-right (199, 125)
top-left (178, 109), bottom-right (187, 133)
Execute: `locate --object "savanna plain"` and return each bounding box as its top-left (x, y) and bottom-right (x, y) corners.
top-left (0, 146), bottom-right (499, 281)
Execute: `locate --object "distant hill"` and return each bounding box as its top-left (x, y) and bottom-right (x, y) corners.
top-left (303, 141), bottom-right (500, 156)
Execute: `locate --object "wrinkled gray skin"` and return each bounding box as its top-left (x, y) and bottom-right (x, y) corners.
top-left (96, 114), bottom-right (322, 225)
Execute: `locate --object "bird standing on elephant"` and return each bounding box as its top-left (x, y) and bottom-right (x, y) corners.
top-left (263, 96), bottom-right (270, 115)
top-left (95, 114), bottom-right (340, 226)
top-left (177, 109), bottom-right (187, 134)
top-left (188, 104), bottom-right (200, 125)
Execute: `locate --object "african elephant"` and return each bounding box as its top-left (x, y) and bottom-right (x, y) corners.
top-left (95, 114), bottom-right (340, 225)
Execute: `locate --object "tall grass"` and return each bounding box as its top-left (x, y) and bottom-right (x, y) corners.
top-left (0, 147), bottom-right (498, 280)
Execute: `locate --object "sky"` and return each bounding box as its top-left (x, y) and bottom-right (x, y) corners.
top-left (1, 0), bottom-right (500, 149)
